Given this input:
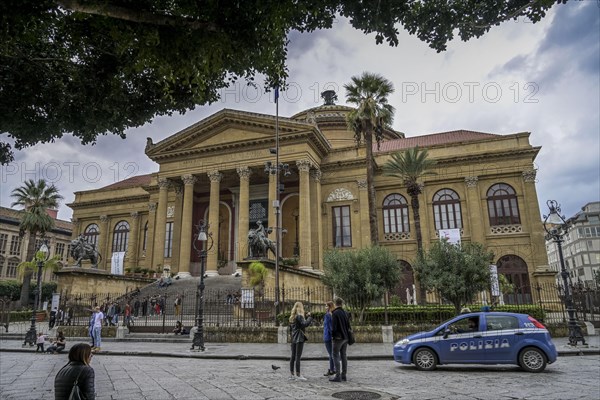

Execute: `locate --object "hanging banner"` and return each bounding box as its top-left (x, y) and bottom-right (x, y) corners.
top-left (111, 252), bottom-right (125, 275)
top-left (489, 264), bottom-right (501, 297)
top-left (51, 293), bottom-right (60, 312)
top-left (438, 228), bottom-right (461, 245)
top-left (241, 288), bottom-right (254, 309)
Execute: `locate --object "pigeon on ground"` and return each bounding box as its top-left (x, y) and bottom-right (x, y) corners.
top-left (271, 365), bottom-right (281, 370)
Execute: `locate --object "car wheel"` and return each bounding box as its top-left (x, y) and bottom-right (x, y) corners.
top-left (519, 347), bottom-right (547, 373)
top-left (413, 348), bottom-right (438, 371)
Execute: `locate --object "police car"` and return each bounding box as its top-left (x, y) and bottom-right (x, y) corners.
top-left (393, 311), bottom-right (557, 372)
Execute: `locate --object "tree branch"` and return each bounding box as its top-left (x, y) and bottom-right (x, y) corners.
top-left (56, 0), bottom-right (219, 31)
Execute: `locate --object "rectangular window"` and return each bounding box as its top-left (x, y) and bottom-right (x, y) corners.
top-left (332, 206), bottom-right (352, 248)
top-left (6, 259), bottom-right (18, 278)
top-left (55, 243), bottom-right (65, 259)
top-left (164, 222), bottom-right (174, 258)
top-left (0, 233), bottom-right (7, 254)
top-left (9, 236), bottom-right (21, 256)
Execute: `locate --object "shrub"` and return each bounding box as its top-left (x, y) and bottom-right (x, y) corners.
top-left (0, 280), bottom-right (21, 300)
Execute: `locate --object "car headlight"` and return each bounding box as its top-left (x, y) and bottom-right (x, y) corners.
top-left (395, 338), bottom-right (410, 347)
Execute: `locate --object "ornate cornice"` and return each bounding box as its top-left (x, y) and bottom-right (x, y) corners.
top-left (68, 194), bottom-right (151, 209)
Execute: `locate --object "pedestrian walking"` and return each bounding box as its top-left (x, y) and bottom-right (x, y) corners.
top-left (133, 298), bottom-right (140, 317)
top-left (141, 297), bottom-right (148, 317)
top-left (288, 301), bottom-right (313, 381)
top-left (329, 297), bottom-right (351, 382)
top-left (54, 343), bottom-right (95, 400)
top-left (323, 301), bottom-right (336, 376)
top-left (124, 303), bottom-right (133, 326)
top-left (91, 306), bottom-right (104, 353)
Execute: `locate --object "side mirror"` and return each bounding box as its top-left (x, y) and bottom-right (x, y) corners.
top-left (443, 329), bottom-right (451, 339)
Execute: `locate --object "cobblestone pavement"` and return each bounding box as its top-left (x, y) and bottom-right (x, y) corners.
top-left (1, 351), bottom-right (599, 400)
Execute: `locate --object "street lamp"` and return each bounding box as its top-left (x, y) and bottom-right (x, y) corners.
top-left (23, 240), bottom-right (50, 346)
top-left (543, 200), bottom-right (587, 346)
top-left (191, 220), bottom-right (213, 351)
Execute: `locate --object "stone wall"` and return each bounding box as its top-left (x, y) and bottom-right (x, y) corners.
top-left (55, 267), bottom-right (154, 295)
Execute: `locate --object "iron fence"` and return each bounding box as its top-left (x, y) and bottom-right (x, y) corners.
top-left (51, 281), bottom-right (598, 332)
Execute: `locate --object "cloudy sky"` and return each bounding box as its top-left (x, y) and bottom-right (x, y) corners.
top-left (1, 1), bottom-right (598, 222)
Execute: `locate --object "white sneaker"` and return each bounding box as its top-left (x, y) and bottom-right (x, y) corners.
top-left (288, 375), bottom-right (296, 381)
top-left (296, 375), bottom-right (307, 381)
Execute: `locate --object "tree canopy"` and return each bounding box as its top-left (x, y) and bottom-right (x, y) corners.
top-left (322, 246), bottom-right (402, 322)
top-left (0, 0), bottom-right (564, 163)
top-left (414, 239), bottom-right (494, 314)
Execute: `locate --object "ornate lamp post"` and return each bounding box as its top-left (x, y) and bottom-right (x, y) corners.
top-left (292, 208), bottom-right (300, 257)
top-left (23, 240), bottom-right (50, 346)
top-left (191, 220), bottom-right (213, 351)
top-left (543, 200), bottom-right (587, 346)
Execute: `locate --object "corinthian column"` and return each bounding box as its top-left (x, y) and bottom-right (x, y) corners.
top-left (177, 174), bottom-right (197, 278)
top-left (98, 215), bottom-right (109, 271)
top-left (357, 179), bottom-right (370, 247)
top-left (153, 178), bottom-right (170, 271)
top-left (127, 212), bottom-right (140, 270)
top-left (297, 160), bottom-right (312, 269)
top-left (464, 176), bottom-right (484, 240)
top-left (206, 170), bottom-right (223, 276)
top-left (237, 167), bottom-right (251, 261)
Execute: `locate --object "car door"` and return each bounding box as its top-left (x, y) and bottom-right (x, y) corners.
top-left (482, 314), bottom-right (522, 363)
top-left (437, 315), bottom-right (486, 364)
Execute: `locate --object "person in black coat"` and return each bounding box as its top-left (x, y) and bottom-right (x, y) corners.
top-left (288, 301), bottom-right (313, 381)
top-left (54, 343), bottom-right (95, 400)
top-left (330, 297), bottom-right (351, 382)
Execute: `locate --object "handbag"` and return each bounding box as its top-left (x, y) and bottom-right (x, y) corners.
top-left (347, 329), bottom-right (355, 346)
top-left (68, 369), bottom-right (84, 400)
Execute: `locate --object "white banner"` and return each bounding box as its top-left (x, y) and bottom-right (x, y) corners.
top-left (111, 252), bottom-right (125, 275)
top-left (439, 228), bottom-right (461, 245)
top-left (241, 288), bottom-right (254, 309)
top-left (489, 264), bottom-right (501, 297)
top-left (51, 293), bottom-right (60, 312)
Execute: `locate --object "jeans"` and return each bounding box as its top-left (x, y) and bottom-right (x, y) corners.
top-left (93, 326), bottom-right (102, 348)
top-left (290, 342), bottom-right (305, 375)
top-left (332, 339), bottom-right (348, 377)
top-left (325, 340), bottom-right (335, 372)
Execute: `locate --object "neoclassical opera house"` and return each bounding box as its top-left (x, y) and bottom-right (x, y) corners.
top-left (68, 94), bottom-right (550, 302)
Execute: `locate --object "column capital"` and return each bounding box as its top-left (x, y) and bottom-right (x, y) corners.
top-left (148, 202), bottom-right (158, 212)
top-left (296, 159), bottom-right (312, 173)
top-left (357, 179), bottom-right (368, 190)
top-left (522, 169), bottom-right (537, 183)
top-left (174, 184), bottom-right (184, 198)
top-left (158, 177), bottom-right (170, 189)
top-left (181, 174), bottom-right (197, 186)
top-left (236, 166), bottom-right (252, 180)
top-left (464, 176), bottom-right (479, 188)
top-left (310, 169), bottom-right (322, 182)
top-left (130, 211), bottom-right (139, 219)
top-left (207, 170), bottom-right (223, 183)
top-left (99, 215), bottom-right (109, 223)
top-left (70, 217), bottom-right (78, 223)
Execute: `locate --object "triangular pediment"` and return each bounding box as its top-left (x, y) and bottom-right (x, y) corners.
top-left (145, 109), bottom-right (331, 162)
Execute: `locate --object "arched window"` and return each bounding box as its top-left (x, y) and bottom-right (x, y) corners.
top-left (112, 221), bottom-right (130, 253)
top-left (487, 183), bottom-right (521, 226)
top-left (383, 194), bottom-right (410, 233)
top-left (83, 223), bottom-right (100, 247)
top-left (432, 189), bottom-right (462, 230)
top-left (142, 221), bottom-right (149, 251)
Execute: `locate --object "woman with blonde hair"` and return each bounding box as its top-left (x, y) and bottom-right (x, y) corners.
top-left (54, 343), bottom-right (95, 399)
top-left (288, 301), bottom-right (313, 381)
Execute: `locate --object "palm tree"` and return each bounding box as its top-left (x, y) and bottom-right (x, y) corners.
top-left (382, 147), bottom-right (436, 303)
top-left (10, 179), bottom-right (63, 307)
top-left (344, 72), bottom-right (395, 245)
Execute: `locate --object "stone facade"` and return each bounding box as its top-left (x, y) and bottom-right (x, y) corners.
top-left (67, 99), bottom-right (550, 304)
